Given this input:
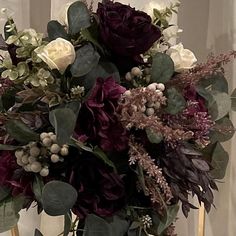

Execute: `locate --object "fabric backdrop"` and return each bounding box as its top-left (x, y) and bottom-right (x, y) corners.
top-left (0, 0), bottom-right (235, 235)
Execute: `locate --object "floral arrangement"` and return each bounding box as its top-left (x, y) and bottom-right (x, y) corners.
top-left (0, 1), bottom-right (235, 235)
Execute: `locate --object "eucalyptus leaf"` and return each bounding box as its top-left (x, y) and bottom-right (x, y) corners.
top-left (209, 91), bottom-right (231, 121)
top-left (5, 120), bottom-right (40, 144)
top-left (47, 20), bottom-right (69, 41)
top-left (209, 116), bottom-right (235, 143)
top-left (42, 181), bottom-right (78, 216)
top-left (83, 214), bottom-right (129, 236)
top-left (210, 142), bottom-right (229, 179)
top-left (146, 128), bottom-right (163, 144)
top-left (151, 53), bottom-right (174, 83)
top-left (157, 204), bottom-right (179, 234)
top-left (49, 108), bottom-right (77, 145)
top-left (165, 87), bottom-right (186, 115)
top-left (68, 1), bottom-right (91, 35)
top-left (231, 88), bottom-right (236, 111)
top-left (1, 89), bottom-right (16, 111)
top-left (0, 186), bottom-right (10, 202)
top-left (70, 44), bottom-right (100, 77)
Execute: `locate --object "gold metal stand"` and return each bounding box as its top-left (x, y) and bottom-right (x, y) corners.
top-left (198, 204), bottom-right (205, 236)
top-left (10, 225), bottom-right (19, 236)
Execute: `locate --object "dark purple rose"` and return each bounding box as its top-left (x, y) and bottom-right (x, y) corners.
top-left (70, 154), bottom-right (126, 218)
top-left (0, 151), bottom-right (34, 198)
top-left (76, 77), bottom-right (128, 152)
top-left (96, 0), bottom-right (161, 58)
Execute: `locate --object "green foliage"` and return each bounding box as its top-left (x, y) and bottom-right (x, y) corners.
top-left (231, 88), bottom-right (236, 111)
top-left (42, 181), bottom-right (78, 216)
top-left (47, 20), bottom-right (69, 41)
top-left (165, 87), bottom-right (186, 115)
top-left (68, 1), bottom-right (91, 35)
top-left (1, 89), bottom-right (16, 111)
top-left (49, 107), bottom-right (79, 145)
top-left (151, 53), bottom-right (174, 84)
top-left (0, 187), bottom-right (10, 202)
top-left (146, 128), bottom-right (163, 144)
top-left (70, 43), bottom-right (100, 77)
top-left (154, 205), bottom-right (179, 235)
top-left (0, 196), bottom-right (24, 233)
top-left (5, 119), bottom-right (40, 144)
top-left (210, 142), bottom-right (229, 179)
top-left (33, 175), bottom-right (44, 203)
top-left (83, 214), bottom-right (129, 236)
top-left (64, 212), bottom-right (72, 236)
top-left (4, 18), bottom-right (16, 40)
top-left (0, 144), bottom-right (21, 151)
top-left (209, 116), bottom-right (235, 143)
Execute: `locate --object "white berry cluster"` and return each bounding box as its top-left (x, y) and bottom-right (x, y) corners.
top-left (14, 132), bottom-right (69, 177)
top-left (125, 67), bottom-right (152, 85)
top-left (70, 85), bottom-right (85, 99)
top-left (141, 215), bottom-right (153, 229)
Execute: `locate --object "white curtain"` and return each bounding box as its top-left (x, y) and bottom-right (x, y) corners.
top-left (0, 0), bottom-right (236, 235)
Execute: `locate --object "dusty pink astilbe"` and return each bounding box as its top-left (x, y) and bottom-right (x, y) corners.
top-left (118, 88), bottom-right (194, 143)
top-left (129, 137), bottom-right (173, 205)
top-left (167, 51), bottom-right (236, 88)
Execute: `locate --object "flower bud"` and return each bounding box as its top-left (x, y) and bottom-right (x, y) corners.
top-left (21, 155), bottom-right (29, 165)
top-left (15, 150), bottom-right (24, 159)
top-left (40, 132), bottom-right (48, 141)
top-left (42, 137), bottom-right (52, 147)
top-left (125, 72), bottom-right (133, 81)
top-left (28, 156), bottom-right (37, 164)
top-left (146, 108), bottom-right (155, 116)
top-left (156, 83), bottom-right (165, 91)
top-left (147, 83), bottom-right (157, 91)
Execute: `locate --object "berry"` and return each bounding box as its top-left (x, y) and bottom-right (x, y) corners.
top-left (60, 147), bottom-right (69, 156)
top-left (40, 132), bottom-right (48, 141)
top-left (131, 67), bottom-right (142, 77)
top-left (146, 108), bottom-right (155, 116)
top-left (40, 167), bottom-right (49, 177)
top-left (30, 146), bottom-right (41, 157)
top-left (42, 137), bottom-right (52, 147)
top-left (50, 144), bottom-right (61, 154)
top-left (15, 150), bottom-right (24, 159)
top-left (30, 162), bottom-right (42, 173)
top-left (51, 154), bottom-right (60, 163)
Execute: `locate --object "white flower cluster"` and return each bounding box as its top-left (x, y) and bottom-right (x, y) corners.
top-left (15, 132), bottom-right (69, 177)
top-left (141, 214), bottom-right (153, 229)
top-left (70, 85), bottom-right (85, 99)
top-left (125, 67), bottom-right (152, 84)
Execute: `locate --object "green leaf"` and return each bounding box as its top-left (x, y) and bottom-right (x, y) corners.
top-left (231, 88), bottom-right (236, 111)
top-left (0, 196), bottom-right (24, 233)
top-left (209, 91), bottom-right (231, 121)
top-left (210, 142), bottom-right (229, 179)
top-left (146, 128), bottom-right (163, 144)
top-left (83, 214), bottom-right (129, 236)
top-left (49, 108), bottom-right (77, 145)
top-left (93, 146), bottom-right (116, 171)
top-left (0, 144), bottom-right (21, 151)
top-left (165, 87), bottom-right (186, 115)
top-left (151, 53), bottom-right (174, 83)
top-left (197, 73), bottom-right (228, 93)
top-left (33, 175), bottom-right (44, 203)
top-left (0, 186), bottom-right (10, 202)
top-left (209, 116), bottom-right (235, 143)
top-left (42, 181), bottom-right (78, 216)
top-left (64, 212), bottom-right (72, 236)
top-left (157, 205), bottom-right (179, 234)
top-left (70, 44), bottom-right (100, 77)
top-left (34, 229), bottom-right (43, 236)
top-left (5, 120), bottom-right (40, 144)
top-left (74, 61), bottom-right (120, 91)
top-left (68, 1), bottom-right (91, 35)
top-left (47, 20), bottom-right (69, 41)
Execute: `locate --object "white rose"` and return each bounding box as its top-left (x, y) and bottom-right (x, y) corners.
top-left (167, 43), bottom-right (197, 72)
top-left (35, 38), bottom-right (76, 73)
top-left (58, 2), bottom-right (73, 27)
top-left (162, 26), bottom-right (183, 43)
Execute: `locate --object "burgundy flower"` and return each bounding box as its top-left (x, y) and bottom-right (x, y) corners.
top-left (96, 0), bottom-right (161, 58)
top-left (70, 154), bottom-right (126, 219)
top-left (76, 77), bottom-right (128, 152)
top-left (0, 151), bottom-right (34, 198)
